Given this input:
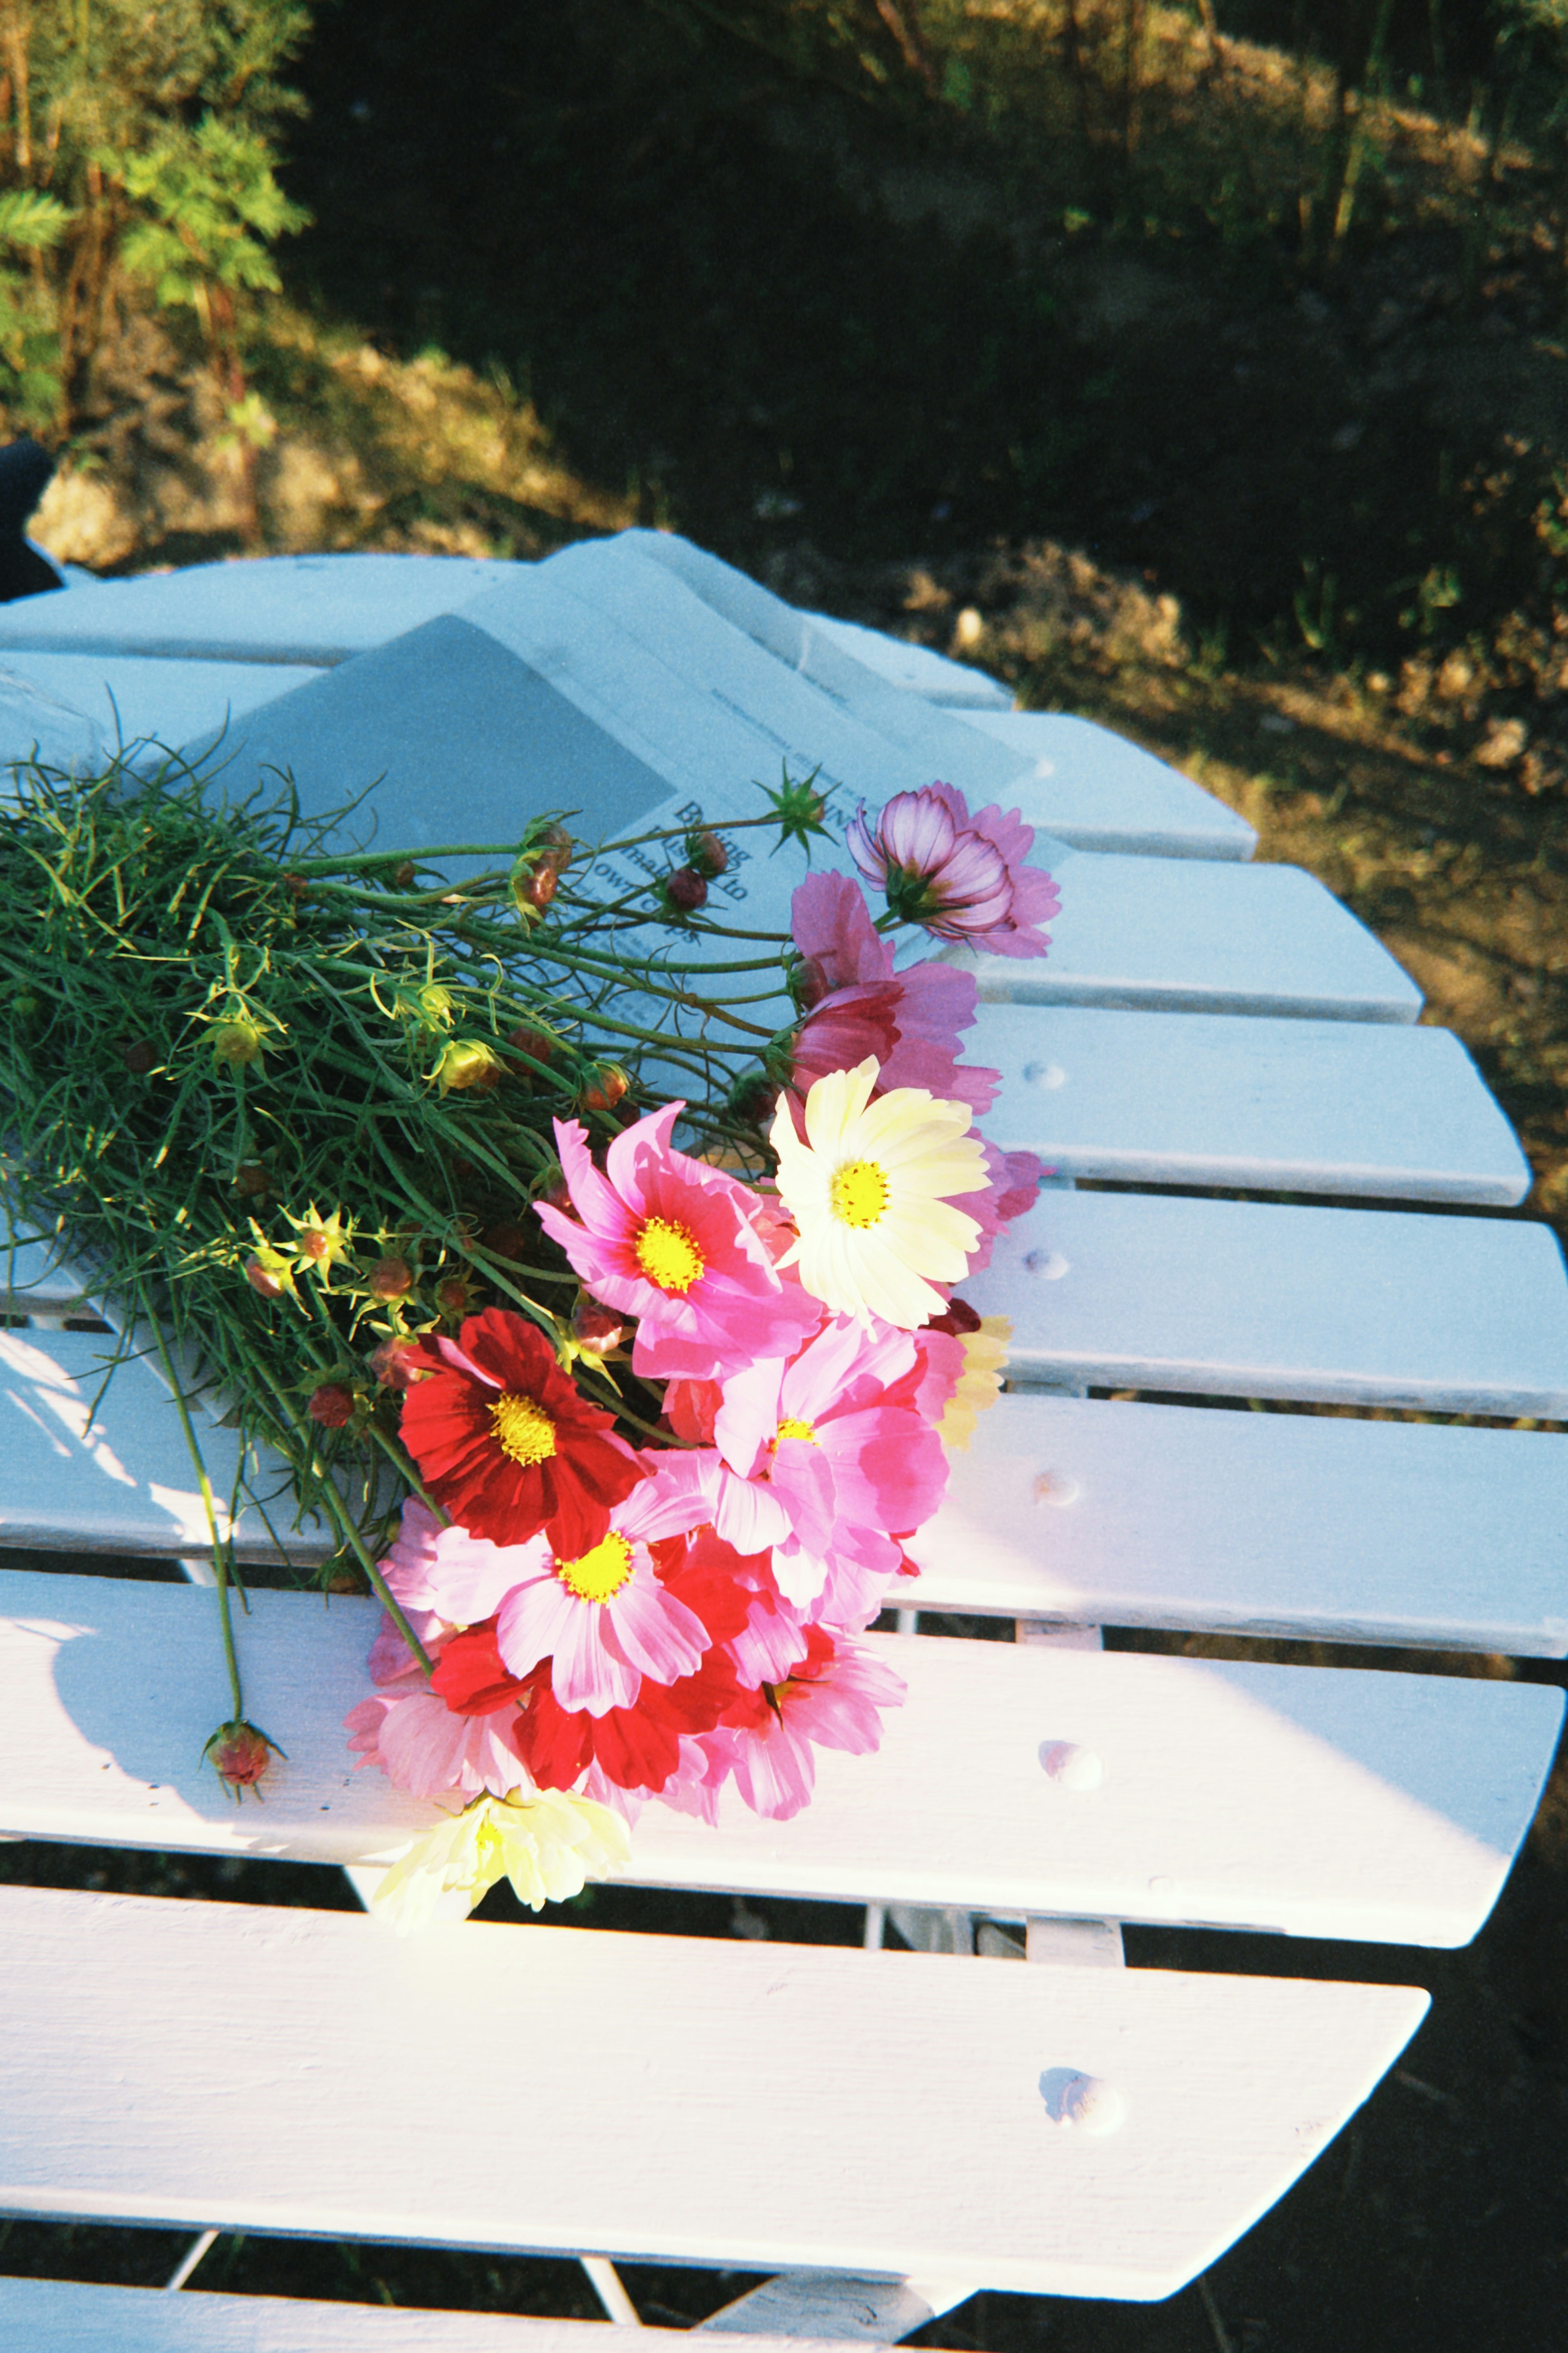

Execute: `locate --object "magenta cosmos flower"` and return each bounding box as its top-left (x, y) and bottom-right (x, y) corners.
top-left (845, 782), bottom-right (1060, 959)
top-left (706, 1316), bottom-right (952, 1606)
top-left (788, 872), bottom-right (997, 1118)
top-left (535, 1102), bottom-right (820, 1381)
top-left (697, 1627), bottom-right (907, 1821)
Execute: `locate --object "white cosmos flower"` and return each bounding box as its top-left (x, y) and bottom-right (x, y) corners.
top-left (769, 1057), bottom-right (989, 1328)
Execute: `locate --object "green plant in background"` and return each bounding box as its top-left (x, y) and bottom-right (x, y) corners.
top-left (0, 0), bottom-right (312, 429)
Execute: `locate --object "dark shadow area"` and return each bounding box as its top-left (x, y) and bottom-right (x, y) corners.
top-left (281, 0), bottom-right (1568, 679)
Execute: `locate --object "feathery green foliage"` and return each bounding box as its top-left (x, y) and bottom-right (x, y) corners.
top-left (0, 754), bottom-right (800, 1599)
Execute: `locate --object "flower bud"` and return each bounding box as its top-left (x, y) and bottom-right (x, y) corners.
top-left (434, 1274), bottom-right (475, 1318)
top-left (579, 1064), bottom-right (630, 1113)
top-left (245, 1248), bottom-right (294, 1299)
top-left (482, 1219), bottom-right (529, 1262)
top-left (572, 1296), bottom-right (629, 1354)
top-left (284, 873), bottom-right (310, 901)
top-left (368, 1255), bottom-right (414, 1300)
top-left (663, 865), bottom-right (708, 914)
top-left (685, 826), bottom-right (728, 877)
top-left (513, 862), bottom-right (558, 916)
top-left (308, 1382), bottom-right (356, 1427)
top-left (121, 1038), bottom-right (157, 1074)
top-left (212, 1018), bottom-right (265, 1068)
top-left (395, 982), bottom-right (453, 1031)
top-left (435, 1039), bottom-right (503, 1095)
top-left (370, 1335), bottom-right (426, 1389)
top-left (504, 1021), bottom-right (556, 1072)
top-left (232, 1160), bottom-right (271, 1198)
top-left (391, 860), bottom-right (417, 889)
top-left (203, 1717), bottom-right (284, 1799)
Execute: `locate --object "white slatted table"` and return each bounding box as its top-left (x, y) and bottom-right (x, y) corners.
top-left (1, 542), bottom-right (1564, 2350)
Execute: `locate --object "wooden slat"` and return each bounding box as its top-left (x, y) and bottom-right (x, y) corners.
top-left (0, 1881), bottom-right (1428, 2301)
top-left (0, 1571), bottom-right (1557, 1945)
top-left (958, 852), bottom-right (1423, 1022)
top-left (968, 1190), bottom-right (1568, 1413)
top-left (915, 1393), bottom-right (1568, 1654)
top-left (955, 711), bottom-right (1257, 861)
top-left (0, 1317), bottom-right (331, 1563)
top-left (0, 553), bottom-right (514, 667)
top-left (0, 2279), bottom-right (816, 2353)
top-left (977, 1004), bottom-right (1530, 1203)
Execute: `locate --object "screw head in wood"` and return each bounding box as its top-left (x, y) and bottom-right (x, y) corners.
top-left (1039, 2068), bottom-right (1127, 2134)
top-left (1039, 1741), bottom-right (1103, 1791)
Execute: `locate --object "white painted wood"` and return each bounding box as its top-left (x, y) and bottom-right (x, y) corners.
top-left (955, 850), bottom-right (1424, 1022)
top-left (0, 1318), bottom-right (331, 1563)
top-left (0, 553), bottom-right (516, 666)
top-left (955, 712), bottom-right (1257, 861)
top-left (0, 1880), bottom-right (1429, 2300)
top-left (1026, 1919), bottom-right (1126, 1967)
top-left (0, 1572), bottom-right (1557, 1944)
top-left (698, 2275), bottom-right (944, 2340)
top-left (0, 649), bottom-right (321, 758)
top-left (542, 538), bottom-right (1033, 805)
top-left (977, 1004), bottom-right (1531, 1203)
top-left (917, 1393), bottom-right (1568, 1654)
top-left (0, 2277), bottom-right (837, 2352)
top-left (967, 1189), bottom-right (1568, 1413)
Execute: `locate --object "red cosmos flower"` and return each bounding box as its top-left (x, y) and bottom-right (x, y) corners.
top-left (399, 1306), bottom-right (641, 1555)
top-left (426, 1533), bottom-right (754, 1798)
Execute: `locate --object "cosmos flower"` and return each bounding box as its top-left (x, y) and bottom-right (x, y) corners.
top-left (846, 782), bottom-right (1059, 958)
top-left (398, 1306), bottom-right (641, 1555)
top-left (535, 1102), bottom-right (820, 1382)
top-left (770, 1058), bottom-right (989, 1329)
top-left (706, 1315), bottom-right (951, 1606)
top-left (699, 1627), bottom-right (906, 1821)
top-left (369, 1791), bottom-right (630, 1933)
top-left (788, 872), bottom-right (997, 1118)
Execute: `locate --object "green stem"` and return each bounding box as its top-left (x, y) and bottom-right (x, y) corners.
top-left (142, 1301), bottom-right (245, 1723)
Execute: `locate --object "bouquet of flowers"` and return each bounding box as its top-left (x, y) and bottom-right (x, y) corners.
top-left (0, 753), bottom-right (1057, 1929)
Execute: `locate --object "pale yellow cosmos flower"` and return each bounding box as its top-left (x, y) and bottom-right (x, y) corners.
top-left (770, 1057), bottom-right (989, 1329)
top-left (939, 1315), bottom-right (1012, 1452)
top-left (370, 1789), bottom-right (630, 1934)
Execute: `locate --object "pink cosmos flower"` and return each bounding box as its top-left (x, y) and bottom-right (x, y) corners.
top-left (845, 783), bottom-right (1060, 959)
top-left (346, 1622), bottom-right (532, 1802)
top-left (706, 1316), bottom-right (952, 1608)
top-left (963, 1144), bottom-right (1048, 1275)
top-left (699, 1628), bottom-right (907, 1820)
top-left (788, 872), bottom-right (997, 1118)
top-left (535, 1102), bottom-right (821, 1382)
top-left (491, 1452), bottom-right (721, 1718)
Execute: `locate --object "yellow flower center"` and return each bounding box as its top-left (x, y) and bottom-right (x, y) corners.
top-left (773, 1416), bottom-right (817, 1448)
top-left (555, 1530), bottom-right (635, 1604)
top-left (830, 1158), bottom-right (889, 1229)
top-left (635, 1216), bottom-right (706, 1293)
top-left (490, 1391), bottom-right (558, 1468)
